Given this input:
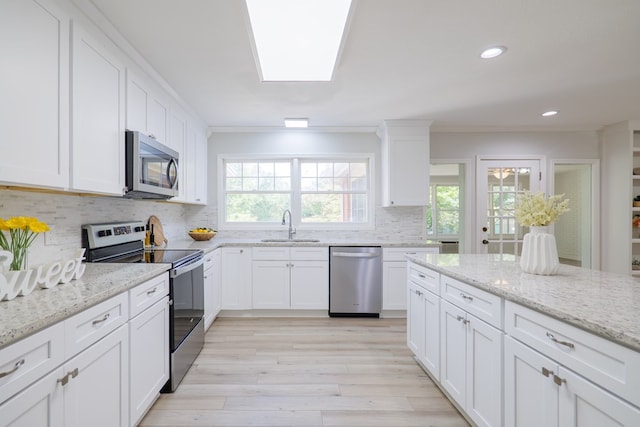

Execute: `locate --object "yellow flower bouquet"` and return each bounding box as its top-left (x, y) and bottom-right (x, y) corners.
top-left (0, 216), bottom-right (50, 271)
top-left (514, 192), bottom-right (570, 227)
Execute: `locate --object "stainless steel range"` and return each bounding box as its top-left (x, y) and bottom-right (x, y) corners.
top-left (82, 221), bottom-right (204, 392)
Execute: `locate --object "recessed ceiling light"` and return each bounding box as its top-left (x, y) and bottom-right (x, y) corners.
top-left (541, 110), bottom-right (558, 117)
top-left (246, 0), bottom-right (353, 81)
top-left (284, 118), bottom-right (308, 128)
top-left (480, 46), bottom-right (507, 59)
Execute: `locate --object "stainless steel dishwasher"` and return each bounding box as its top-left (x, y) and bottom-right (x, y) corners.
top-left (329, 246), bottom-right (382, 317)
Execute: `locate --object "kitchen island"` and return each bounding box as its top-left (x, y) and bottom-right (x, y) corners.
top-left (405, 253), bottom-right (640, 427)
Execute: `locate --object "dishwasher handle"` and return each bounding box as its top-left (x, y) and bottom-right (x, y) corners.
top-left (332, 252), bottom-right (380, 258)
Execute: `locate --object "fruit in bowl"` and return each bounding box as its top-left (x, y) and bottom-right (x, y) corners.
top-left (188, 227), bottom-right (216, 241)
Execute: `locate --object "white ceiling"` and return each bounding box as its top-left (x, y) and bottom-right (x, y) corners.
top-left (87, 0), bottom-right (640, 131)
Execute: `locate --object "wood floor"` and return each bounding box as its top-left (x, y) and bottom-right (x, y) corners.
top-left (140, 317), bottom-right (469, 427)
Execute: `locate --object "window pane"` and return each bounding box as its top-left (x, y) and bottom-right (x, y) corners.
top-left (318, 177), bottom-right (333, 191)
top-left (436, 186), bottom-right (459, 209)
top-left (226, 162), bottom-right (242, 177)
top-left (258, 177), bottom-right (274, 191)
top-left (226, 177), bottom-right (242, 191)
top-left (318, 162), bottom-right (333, 177)
top-left (274, 177), bottom-right (290, 191)
top-left (350, 162), bottom-right (366, 177)
top-left (437, 211), bottom-right (459, 234)
top-left (243, 177), bottom-right (258, 191)
top-left (259, 162), bottom-right (274, 177)
top-left (301, 177), bottom-right (317, 191)
top-left (351, 176), bottom-right (367, 191)
top-left (243, 162), bottom-right (258, 177)
top-left (301, 194), bottom-right (368, 223)
top-left (275, 162), bottom-right (290, 177)
top-left (226, 193), bottom-right (290, 222)
top-left (301, 163), bottom-right (316, 177)
top-left (334, 163), bottom-right (349, 177)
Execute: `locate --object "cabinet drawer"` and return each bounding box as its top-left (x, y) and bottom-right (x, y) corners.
top-left (290, 246), bottom-right (328, 261)
top-left (408, 262), bottom-right (440, 295)
top-left (64, 292), bottom-right (128, 359)
top-left (505, 301), bottom-right (640, 407)
top-left (0, 322), bottom-right (64, 405)
top-left (129, 273), bottom-right (169, 318)
top-left (383, 247), bottom-right (437, 262)
top-left (441, 275), bottom-right (502, 328)
top-left (252, 246), bottom-right (290, 260)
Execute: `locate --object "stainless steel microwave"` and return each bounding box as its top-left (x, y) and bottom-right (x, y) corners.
top-left (125, 130), bottom-right (179, 199)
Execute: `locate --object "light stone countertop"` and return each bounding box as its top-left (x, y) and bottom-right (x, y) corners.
top-left (163, 237), bottom-right (441, 253)
top-left (407, 253), bottom-right (640, 352)
top-left (0, 263), bottom-right (169, 349)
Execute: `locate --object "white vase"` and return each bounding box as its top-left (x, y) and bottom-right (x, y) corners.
top-left (520, 226), bottom-right (559, 275)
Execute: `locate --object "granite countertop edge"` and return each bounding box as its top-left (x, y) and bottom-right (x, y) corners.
top-left (0, 263), bottom-right (170, 349)
top-left (407, 254), bottom-right (640, 353)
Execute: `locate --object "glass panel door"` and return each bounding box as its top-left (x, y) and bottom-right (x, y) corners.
top-left (476, 159), bottom-right (541, 255)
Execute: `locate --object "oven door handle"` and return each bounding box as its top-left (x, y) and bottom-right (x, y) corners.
top-left (170, 257), bottom-right (204, 278)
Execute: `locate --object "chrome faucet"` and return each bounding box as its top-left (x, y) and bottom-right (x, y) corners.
top-left (281, 209), bottom-right (296, 240)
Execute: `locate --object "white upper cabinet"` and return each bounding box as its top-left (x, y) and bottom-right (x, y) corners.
top-left (70, 22), bottom-right (125, 196)
top-left (184, 123), bottom-right (208, 204)
top-left (0, 0), bottom-right (70, 189)
top-left (378, 120), bottom-right (432, 207)
top-left (126, 69), bottom-right (169, 144)
top-left (167, 106), bottom-right (187, 201)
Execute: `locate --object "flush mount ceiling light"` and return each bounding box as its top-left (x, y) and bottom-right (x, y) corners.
top-left (245, 0), bottom-right (352, 81)
top-left (542, 110), bottom-right (559, 117)
top-left (284, 118), bottom-right (309, 128)
top-left (480, 46), bottom-right (507, 59)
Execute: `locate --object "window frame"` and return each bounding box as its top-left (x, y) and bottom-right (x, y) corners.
top-left (427, 183), bottom-right (462, 239)
top-left (218, 153), bottom-right (375, 230)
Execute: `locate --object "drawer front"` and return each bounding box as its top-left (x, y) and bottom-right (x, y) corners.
top-left (0, 322), bottom-right (64, 405)
top-left (129, 273), bottom-right (169, 318)
top-left (505, 301), bottom-right (640, 407)
top-left (408, 262), bottom-right (440, 295)
top-left (64, 292), bottom-right (128, 359)
top-left (441, 275), bottom-right (502, 328)
top-left (252, 246), bottom-right (290, 260)
top-left (384, 247), bottom-right (438, 262)
top-left (290, 246), bottom-right (328, 261)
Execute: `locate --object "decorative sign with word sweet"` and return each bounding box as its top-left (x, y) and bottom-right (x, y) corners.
top-left (0, 249), bottom-right (86, 301)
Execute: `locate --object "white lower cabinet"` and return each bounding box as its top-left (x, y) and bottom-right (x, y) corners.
top-left (221, 247), bottom-right (252, 310)
top-left (407, 279), bottom-right (440, 381)
top-left (129, 296), bottom-right (169, 426)
top-left (505, 335), bottom-right (640, 427)
top-left (203, 249), bottom-right (222, 329)
top-left (252, 247), bottom-right (328, 310)
top-left (383, 247), bottom-right (439, 310)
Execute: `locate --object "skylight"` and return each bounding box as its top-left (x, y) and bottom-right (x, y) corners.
top-left (245, 0), bottom-right (352, 81)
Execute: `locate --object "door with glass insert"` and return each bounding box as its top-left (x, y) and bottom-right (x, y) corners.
top-left (476, 159), bottom-right (541, 254)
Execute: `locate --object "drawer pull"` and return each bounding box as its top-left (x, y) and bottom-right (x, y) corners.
top-left (553, 374), bottom-right (566, 386)
top-left (460, 293), bottom-right (474, 302)
top-left (457, 315), bottom-right (469, 324)
top-left (541, 367), bottom-right (554, 377)
top-left (418, 273), bottom-right (426, 279)
top-left (92, 313), bottom-right (110, 326)
top-left (546, 332), bottom-right (575, 349)
top-left (146, 288), bottom-right (157, 296)
top-left (70, 367), bottom-right (79, 379)
top-left (57, 373), bottom-right (69, 386)
top-left (0, 359), bottom-right (25, 379)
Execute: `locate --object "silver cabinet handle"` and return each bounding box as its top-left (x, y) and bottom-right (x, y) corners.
top-left (460, 293), bottom-right (474, 302)
top-left (57, 368), bottom-right (79, 386)
top-left (553, 374), bottom-right (566, 386)
top-left (146, 288), bottom-right (157, 296)
top-left (541, 367), bottom-right (554, 377)
top-left (418, 273), bottom-right (426, 279)
top-left (546, 332), bottom-right (575, 349)
top-left (0, 359), bottom-right (25, 379)
top-left (92, 313), bottom-right (110, 325)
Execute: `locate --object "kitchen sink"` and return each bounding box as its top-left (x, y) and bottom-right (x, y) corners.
top-left (260, 239), bottom-right (321, 243)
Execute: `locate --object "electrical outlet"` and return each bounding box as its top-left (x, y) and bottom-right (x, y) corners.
top-left (44, 225), bottom-right (58, 246)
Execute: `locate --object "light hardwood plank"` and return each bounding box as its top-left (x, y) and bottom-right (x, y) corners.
top-left (140, 317), bottom-right (469, 427)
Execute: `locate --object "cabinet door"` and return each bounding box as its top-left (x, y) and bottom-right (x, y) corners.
top-left (290, 260), bottom-right (328, 309)
top-left (0, 366), bottom-right (64, 427)
top-left (125, 70), bottom-right (148, 133)
top-left (558, 366), bottom-right (640, 427)
top-left (193, 128), bottom-right (208, 204)
top-left (422, 289), bottom-right (440, 381)
top-left (203, 259), bottom-right (215, 330)
top-left (167, 106), bottom-right (186, 201)
top-left (129, 297), bottom-right (169, 427)
top-left (211, 249), bottom-right (222, 318)
top-left (383, 261), bottom-right (408, 310)
top-left (63, 324), bottom-right (129, 427)
top-left (0, 0), bottom-right (69, 189)
top-left (252, 261), bottom-right (290, 309)
top-left (70, 23), bottom-right (125, 195)
top-left (221, 248), bottom-right (252, 310)
top-left (466, 315), bottom-right (502, 427)
top-left (407, 282), bottom-right (426, 358)
top-left (504, 336), bottom-right (558, 427)
top-left (440, 300), bottom-right (467, 408)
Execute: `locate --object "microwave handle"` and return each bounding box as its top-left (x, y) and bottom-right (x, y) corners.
top-left (167, 158), bottom-right (178, 189)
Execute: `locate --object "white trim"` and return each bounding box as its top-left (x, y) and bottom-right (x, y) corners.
top-left (550, 158), bottom-right (601, 270)
top-left (208, 126), bottom-right (378, 134)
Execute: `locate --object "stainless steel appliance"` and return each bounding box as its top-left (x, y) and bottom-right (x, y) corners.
top-left (329, 246), bottom-right (382, 317)
top-left (82, 221), bottom-right (204, 392)
top-left (125, 130), bottom-right (179, 199)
